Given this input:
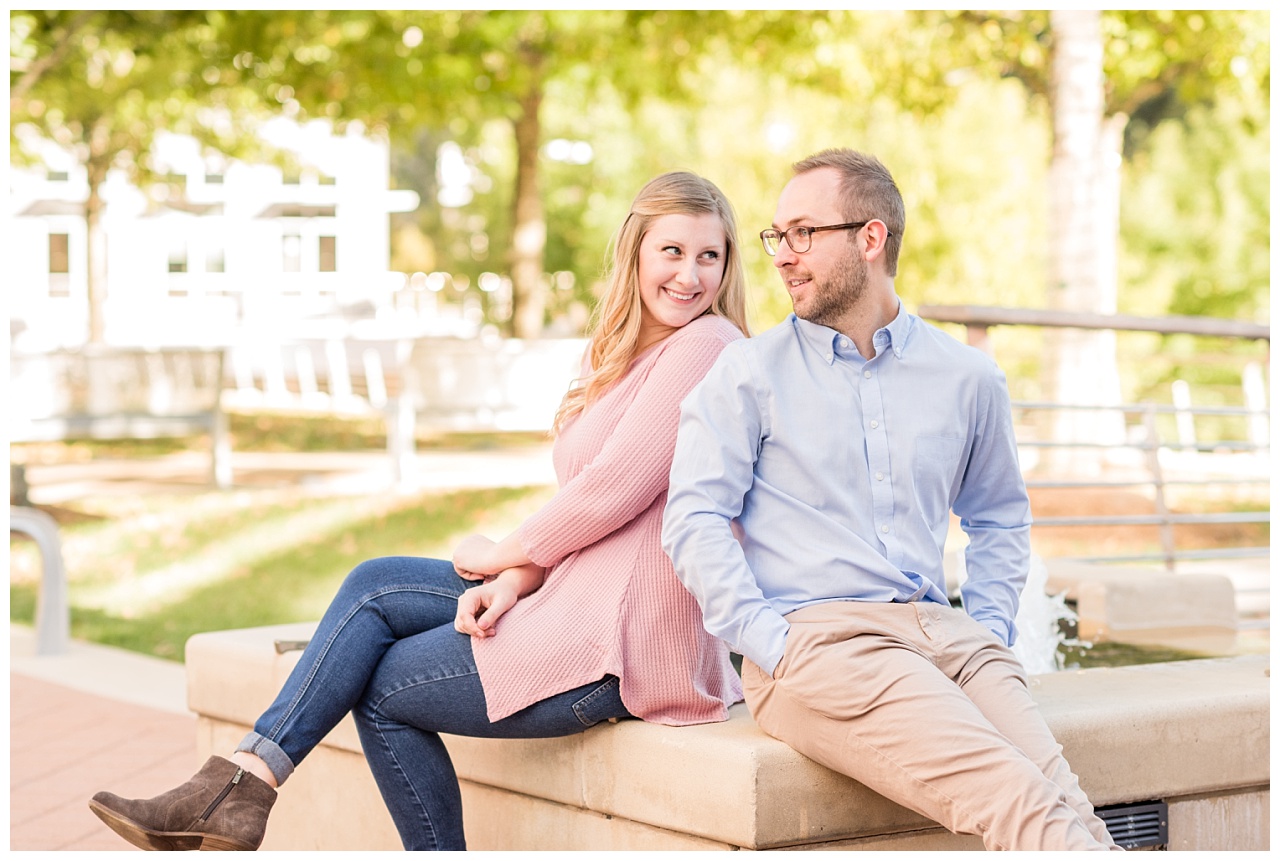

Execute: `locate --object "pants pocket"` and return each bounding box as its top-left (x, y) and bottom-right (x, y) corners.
top-left (570, 676), bottom-right (627, 728)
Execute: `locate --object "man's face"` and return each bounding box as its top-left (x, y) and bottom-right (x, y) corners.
top-left (770, 167), bottom-right (868, 328)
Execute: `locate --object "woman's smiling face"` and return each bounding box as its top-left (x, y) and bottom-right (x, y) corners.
top-left (635, 212), bottom-right (727, 352)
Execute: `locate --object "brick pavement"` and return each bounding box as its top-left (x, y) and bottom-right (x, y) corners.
top-left (10, 673), bottom-right (199, 851)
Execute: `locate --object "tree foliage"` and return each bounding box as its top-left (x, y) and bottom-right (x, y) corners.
top-left (11, 10), bottom-right (274, 180)
top-left (10, 10), bottom-right (1269, 349)
top-left (180, 10), bottom-right (829, 335)
top-left (11, 10), bottom-right (278, 341)
top-left (895, 11), bottom-right (1268, 126)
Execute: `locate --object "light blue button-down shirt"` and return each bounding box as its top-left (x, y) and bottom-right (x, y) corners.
top-left (663, 308), bottom-right (1032, 676)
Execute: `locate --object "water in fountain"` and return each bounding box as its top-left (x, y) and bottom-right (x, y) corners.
top-left (949, 551), bottom-right (1081, 673)
top-left (1011, 554), bottom-right (1080, 674)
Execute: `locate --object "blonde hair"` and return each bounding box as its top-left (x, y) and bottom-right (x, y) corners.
top-left (553, 171), bottom-right (749, 434)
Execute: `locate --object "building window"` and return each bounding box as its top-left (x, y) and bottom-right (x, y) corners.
top-left (319, 236), bottom-right (337, 272)
top-left (47, 170), bottom-right (69, 182)
top-left (168, 241), bottom-right (188, 273)
top-left (282, 233), bottom-right (302, 272)
top-left (48, 233), bottom-right (70, 297)
top-left (207, 246), bottom-right (226, 273)
top-left (168, 239), bottom-right (189, 296)
top-left (272, 204), bottom-right (335, 218)
top-left (206, 173), bottom-right (225, 185)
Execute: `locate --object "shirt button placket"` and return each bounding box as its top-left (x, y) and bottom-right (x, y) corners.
top-left (861, 363), bottom-right (895, 557)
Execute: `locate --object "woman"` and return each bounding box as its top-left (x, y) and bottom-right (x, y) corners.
top-left (89, 171), bottom-right (750, 851)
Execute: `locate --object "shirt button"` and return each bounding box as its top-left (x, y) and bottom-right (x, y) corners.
top-left (875, 472), bottom-right (884, 481)
top-left (863, 370), bottom-right (872, 379)
top-left (840, 338), bottom-right (850, 349)
top-left (880, 524), bottom-right (890, 534)
top-left (870, 420), bottom-right (879, 429)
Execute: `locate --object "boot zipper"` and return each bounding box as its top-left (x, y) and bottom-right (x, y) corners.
top-left (197, 767), bottom-right (244, 822)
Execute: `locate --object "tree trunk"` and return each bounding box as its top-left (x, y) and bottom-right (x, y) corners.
top-left (84, 153), bottom-right (110, 344)
top-left (1043, 10), bottom-right (1125, 474)
top-left (509, 81), bottom-right (546, 339)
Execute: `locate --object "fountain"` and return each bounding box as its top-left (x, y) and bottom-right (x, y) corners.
top-left (1011, 553), bottom-right (1082, 673)
top-left (950, 551), bottom-right (1081, 673)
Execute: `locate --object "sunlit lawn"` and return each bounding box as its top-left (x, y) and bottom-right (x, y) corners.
top-left (11, 416), bottom-right (556, 662)
top-left (10, 484), bottom-right (553, 661)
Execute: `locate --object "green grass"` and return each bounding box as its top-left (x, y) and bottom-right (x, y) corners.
top-left (11, 484), bottom-right (553, 661)
top-left (11, 416), bottom-right (557, 661)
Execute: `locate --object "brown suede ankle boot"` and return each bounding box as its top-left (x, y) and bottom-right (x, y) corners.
top-left (89, 755), bottom-right (277, 851)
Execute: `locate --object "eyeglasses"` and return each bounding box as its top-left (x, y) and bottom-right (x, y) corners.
top-left (759, 221), bottom-right (889, 256)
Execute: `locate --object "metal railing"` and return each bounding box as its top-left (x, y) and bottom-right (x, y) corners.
top-left (1013, 399), bottom-right (1269, 569)
top-left (919, 304), bottom-right (1270, 627)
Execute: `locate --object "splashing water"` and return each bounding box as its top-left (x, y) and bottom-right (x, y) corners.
top-left (1011, 555), bottom-right (1080, 674)
top-left (950, 551), bottom-right (1082, 674)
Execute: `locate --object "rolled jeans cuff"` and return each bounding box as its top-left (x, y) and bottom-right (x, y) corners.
top-left (236, 731), bottom-right (296, 786)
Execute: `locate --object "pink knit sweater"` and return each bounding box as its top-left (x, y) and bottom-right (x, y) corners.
top-left (472, 315), bottom-right (745, 725)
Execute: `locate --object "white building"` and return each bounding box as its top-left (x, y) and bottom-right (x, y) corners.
top-left (9, 119), bottom-right (420, 349)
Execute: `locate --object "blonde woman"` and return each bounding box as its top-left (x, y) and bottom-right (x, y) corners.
top-left (89, 171), bottom-right (750, 851)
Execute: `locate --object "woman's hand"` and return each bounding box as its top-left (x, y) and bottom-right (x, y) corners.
top-left (453, 531), bottom-right (537, 581)
top-left (452, 534), bottom-right (499, 580)
top-left (454, 564), bottom-right (547, 638)
top-left (454, 578), bottom-right (519, 638)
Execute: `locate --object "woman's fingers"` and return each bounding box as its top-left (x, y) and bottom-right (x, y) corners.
top-left (476, 587), bottom-right (517, 632)
top-left (454, 588), bottom-right (487, 636)
top-left (454, 579), bottom-right (520, 639)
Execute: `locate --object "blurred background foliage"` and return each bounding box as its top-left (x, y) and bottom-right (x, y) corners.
top-left (9, 9), bottom-right (1270, 658)
top-left (11, 9), bottom-right (1270, 358)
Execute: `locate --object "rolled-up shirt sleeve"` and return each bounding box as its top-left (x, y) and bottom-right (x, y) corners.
top-left (663, 346), bottom-right (790, 676)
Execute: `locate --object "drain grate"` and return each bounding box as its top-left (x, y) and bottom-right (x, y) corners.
top-left (1095, 800), bottom-right (1168, 850)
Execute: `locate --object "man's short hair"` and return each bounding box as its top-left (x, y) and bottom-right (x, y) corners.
top-left (793, 149), bottom-right (905, 277)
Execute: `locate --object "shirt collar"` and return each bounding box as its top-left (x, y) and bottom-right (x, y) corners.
top-left (791, 301), bottom-right (914, 365)
top-left (878, 300), bottom-right (912, 359)
top-left (792, 315), bottom-right (841, 364)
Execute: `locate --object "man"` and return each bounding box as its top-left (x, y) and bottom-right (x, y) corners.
top-left (662, 148), bottom-right (1118, 851)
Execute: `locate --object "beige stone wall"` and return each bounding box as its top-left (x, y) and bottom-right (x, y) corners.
top-left (188, 625), bottom-right (1269, 851)
top-left (1167, 788), bottom-right (1270, 852)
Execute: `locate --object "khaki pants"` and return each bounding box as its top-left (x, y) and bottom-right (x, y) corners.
top-left (742, 601), bottom-right (1119, 851)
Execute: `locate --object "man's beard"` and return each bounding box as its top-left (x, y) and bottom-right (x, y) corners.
top-left (794, 246), bottom-right (868, 329)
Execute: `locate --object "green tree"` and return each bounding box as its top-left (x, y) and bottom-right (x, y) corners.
top-left (869, 10), bottom-right (1268, 460)
top-left (911, 10), bottom-right (1268, 321)
top-left (211, 10), bottom-right (825, 337)
top-left (10, 10), bottom-right (274, 342)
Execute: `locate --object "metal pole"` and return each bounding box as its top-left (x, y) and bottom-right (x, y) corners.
top-left (9, 506), bottom-right (71, 655)
top-left (1141, 405), bottom-right (1177, 572)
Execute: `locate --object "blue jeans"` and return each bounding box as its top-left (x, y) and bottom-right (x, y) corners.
top-left (235, 556), bottom-right (631, 850)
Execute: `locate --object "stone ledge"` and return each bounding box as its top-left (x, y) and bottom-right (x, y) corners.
top-left (1044, 559), bottom-right (1240, 653)
top-left (186, 624), bottom-right (1269, 850)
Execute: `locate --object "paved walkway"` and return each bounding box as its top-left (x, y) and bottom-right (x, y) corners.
top-left (10, 626), bottom-right (196, 851)
top-left (19, 446), bottom-right (557, 506)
